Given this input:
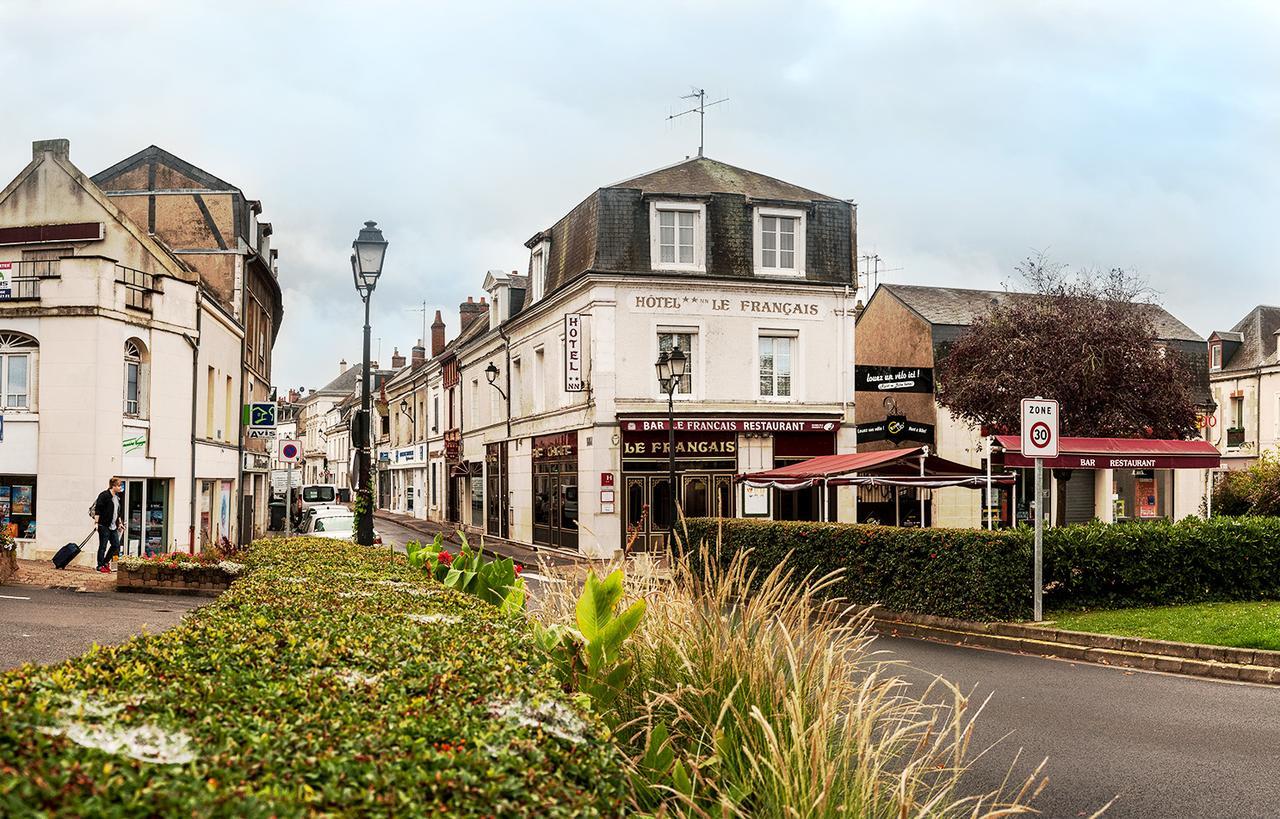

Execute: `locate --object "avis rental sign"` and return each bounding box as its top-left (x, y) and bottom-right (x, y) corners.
top-left (564, 314), bottom-right (585, 392)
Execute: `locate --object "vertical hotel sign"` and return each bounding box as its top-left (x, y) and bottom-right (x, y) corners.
top-left (565, 313), bottom-right (585, 392)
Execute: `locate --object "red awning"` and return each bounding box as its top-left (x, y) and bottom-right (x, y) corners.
top-left (741, 448), bottom-right (925, 482)
top-left (994, 435), bottom-right (1220, 470)
top-left (739, 447), bottom-right (1016, 489)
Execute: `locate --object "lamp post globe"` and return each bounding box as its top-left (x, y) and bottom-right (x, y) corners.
top-left (352, 220), bottom-right (388, 548)
top-left (654, 347), bottom-right (686, 548)
top-left (485, 362), bottom-right (500, 385)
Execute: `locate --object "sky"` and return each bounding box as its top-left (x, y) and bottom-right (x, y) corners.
top-left (2, 1), bottom-right (1277, 391)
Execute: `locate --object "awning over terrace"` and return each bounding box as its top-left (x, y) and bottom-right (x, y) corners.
top-left (738, 446), bottom-right (1016, 490)
top-left (993, 436), bottom-right (1221, 470)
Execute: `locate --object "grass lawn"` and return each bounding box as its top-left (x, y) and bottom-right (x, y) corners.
top-left (1046, 601), bottom-right (1280, 651)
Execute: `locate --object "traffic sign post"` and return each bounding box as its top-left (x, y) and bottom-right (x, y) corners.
top-left (279, 439), bottom-right (301, 539)
top-left (1021, 397), bottom-right (1059, 621)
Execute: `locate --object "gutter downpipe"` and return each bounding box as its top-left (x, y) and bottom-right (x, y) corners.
top-left (498, 325), bottom-right (512, 438)
top-left (236, 279), bottom-right (248, 548)
top-left (184, 288), bottom-right (203, 554)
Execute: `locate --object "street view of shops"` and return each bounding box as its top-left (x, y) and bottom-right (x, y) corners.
top-left (2, 3), bottom-right (1279, 816)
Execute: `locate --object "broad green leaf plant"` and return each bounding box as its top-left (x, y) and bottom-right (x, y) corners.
top-left (406, 532), bottom-right (527, 614)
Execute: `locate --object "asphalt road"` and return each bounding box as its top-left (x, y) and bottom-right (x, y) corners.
top-left (0, 588), bottom-right (206, 670)
top-left (876, 635), bottom-right (1280, 818)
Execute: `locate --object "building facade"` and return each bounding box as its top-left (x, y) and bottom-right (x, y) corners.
top-left (92, 146), bottom-right (285, 543)
top-left (853, 283), bottom-right (1215, 527)
top-left (1206, 306), bottom-right (1280, 470)
top-left (0, 140), bottom-right (243, 562)
top-left (380, 156), bottom-right (859, 557)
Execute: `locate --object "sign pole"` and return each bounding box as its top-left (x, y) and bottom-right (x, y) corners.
top-left (1034, 456), bottom-right (1043, 621)
top-left (285, 462), bottom-right (293, 540)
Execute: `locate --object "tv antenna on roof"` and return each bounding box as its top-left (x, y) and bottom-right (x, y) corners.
top-left (668, 87), bottom-right (728, 158)
top-left (405, 301), bottom-right (428, 352)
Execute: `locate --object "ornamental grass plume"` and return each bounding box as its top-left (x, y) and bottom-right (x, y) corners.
top-left (535, 532), bottom-right (1057, 817)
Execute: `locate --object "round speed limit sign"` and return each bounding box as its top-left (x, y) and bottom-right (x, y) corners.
top-left (1029, 421), bottom-right (1052, 448)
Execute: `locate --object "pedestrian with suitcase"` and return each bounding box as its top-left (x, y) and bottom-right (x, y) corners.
top-left (91, 478), bottom-right (125, 573)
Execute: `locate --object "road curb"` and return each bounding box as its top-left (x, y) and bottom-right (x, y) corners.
top-left (866, 607), bottom-right (1280, 685)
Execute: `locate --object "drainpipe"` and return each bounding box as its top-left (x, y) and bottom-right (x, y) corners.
top-left (498, 325), bottom-right (512, 438)
top-left (236, 280), bottom-right (247, 548)
top-left (183, 289), bottom-right (203, 553)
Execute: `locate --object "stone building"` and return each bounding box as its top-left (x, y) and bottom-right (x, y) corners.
top-left (853, 283), bottom-right (1215, 527)
top-left (91, 146), bottom-right (285, 542)
top-left (381, 156), bottom-right (859, 557)
top-left (0, 139), bottom-right (243, 561)
top-left (1206, 305), bottom-right (1280, 469)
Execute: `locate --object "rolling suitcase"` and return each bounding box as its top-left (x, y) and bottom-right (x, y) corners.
top-left (53, 530), bottom-right (96, 570)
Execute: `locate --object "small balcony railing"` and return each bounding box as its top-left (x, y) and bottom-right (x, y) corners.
top-left (0, 259), bottom-right (61, 301)
top-left (116, 265), bottom-right (159, 312)
top-left (1226, 427), bottom-right (1246, 449)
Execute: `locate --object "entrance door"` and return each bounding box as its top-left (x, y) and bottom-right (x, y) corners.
top-left (124, 479), bottom-right (145, 556)
top-left (122, 479), bottom-right (170, 556)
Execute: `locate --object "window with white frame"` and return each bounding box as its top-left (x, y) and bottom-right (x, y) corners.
top-left (657, 331), bottom-right (695, 395)
top-left (123, 339), bottom-right (149, 417)
top-left (758, 334), bottom-right (795, 398)
top-left (0, 332), bottom-right (37, 410)
top-left (1210, 343), bottom-right (1222, 370)
top-left (753, 207), bottom-right (806, 276)
top-left (530, 241), bottom-right (549, 302)
top-left (649, 201), bottom-right (706, 272)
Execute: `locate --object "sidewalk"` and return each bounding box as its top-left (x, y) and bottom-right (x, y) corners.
top-left (373, 510), bottom-right (587, 568)
top-left (7, 559), bottom-right (117, 593)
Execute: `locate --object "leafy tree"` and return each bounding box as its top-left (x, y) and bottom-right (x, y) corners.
top-left (1210, 451), bottom-right (1280, 517)
top-left (937, 253), bottom-right (1200, 440)
top-left (936, 254), bottom-right (1202, 524)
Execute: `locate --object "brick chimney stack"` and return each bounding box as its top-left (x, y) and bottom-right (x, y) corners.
top-left (431, 310), bottom-right (446, 357)
top-left (33, 139), bottom-right (70, 160)
top-left (459, 296), bottom-right (486, 333)
top-left (391, 347), bottom-right (405, 369)
top-left (338, 358), bottom-right (348, 375)
top-left (411, 338), bottom-right (427, 366)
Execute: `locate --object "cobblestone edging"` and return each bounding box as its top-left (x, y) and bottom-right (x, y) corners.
top-left (0, 548), bottom-right (17, 585)
top-left (868, 607), bottom-right (1280, 685)
top-left (117, 565), bottom-right (234, 597)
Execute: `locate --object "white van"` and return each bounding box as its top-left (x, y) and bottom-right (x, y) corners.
top-left (300, 484), bottom-right (339, 510)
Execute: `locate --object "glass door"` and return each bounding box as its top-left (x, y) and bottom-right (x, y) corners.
top-left (125, 479), bottom-right (145, 556)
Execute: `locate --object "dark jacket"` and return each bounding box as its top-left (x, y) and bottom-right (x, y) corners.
top-left (93, 490), bottom-right (122, 529)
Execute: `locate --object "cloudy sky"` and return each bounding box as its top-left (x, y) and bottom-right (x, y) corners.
top-left (3, 1), bottom-right (1277, 390)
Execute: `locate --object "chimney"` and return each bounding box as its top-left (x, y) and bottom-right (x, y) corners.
top-left (391, 347), bottom-right (406, 369)
top-left (287, 389), bottom-right (300, 403)
top-left (338, 358), bottom-right (348, 375)
top-left (459, 296), bottom-right (486, 333)
top-left (411, 338), bottom-right (427, 366)
top-left (33, 139), bottom-right (70, 160)
top-left (431, 310), bottom-right (446, 357)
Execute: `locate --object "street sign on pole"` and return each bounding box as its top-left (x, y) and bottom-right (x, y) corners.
top-left (278, 439), bottom-right (301, 463)
top-left (1021, 397), bottom-right (1059, 621)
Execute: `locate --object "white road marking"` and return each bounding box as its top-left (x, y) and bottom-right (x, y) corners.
top-left (0, 594), bottom-right (32, 600)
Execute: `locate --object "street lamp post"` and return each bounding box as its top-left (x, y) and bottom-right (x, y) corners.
top-left (654, 346), bottom-right (687, 545)
top-left (351, 221), bottom-right (388, 547)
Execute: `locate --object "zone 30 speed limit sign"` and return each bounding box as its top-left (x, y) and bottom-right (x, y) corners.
top-left (1020, 398), bottom-right (1059, 459)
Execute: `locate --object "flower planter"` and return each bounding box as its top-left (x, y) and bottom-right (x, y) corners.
top-left (0, 546), bottom-right (17, 585)
top-left (116, 559), bottom-right (244, 597)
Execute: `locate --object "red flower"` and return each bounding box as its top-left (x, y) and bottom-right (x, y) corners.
top-left (514, 564), bottom-right (523, 575)
top-left (930, 552), bottom-right (938, 559)
top-left (437, 550), bottom-right (453, 565)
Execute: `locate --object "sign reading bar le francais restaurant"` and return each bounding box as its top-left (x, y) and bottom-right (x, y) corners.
top-left (622, 418), bottom-right (839, 433)
top-left (564, 314), bottom-right (585, 392)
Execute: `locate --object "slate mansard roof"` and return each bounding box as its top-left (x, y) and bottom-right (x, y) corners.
top-left (612, 156), bottom-right (842, 202)
top-left (877, 284), bottom-right (1204, 343)
top-left (1210, 305), bottom-right (1280, 372)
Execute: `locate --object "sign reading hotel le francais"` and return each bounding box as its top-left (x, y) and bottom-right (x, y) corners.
top-left (631, 293), bottom-right (825, 321)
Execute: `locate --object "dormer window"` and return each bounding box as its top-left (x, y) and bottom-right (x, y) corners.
top-left (530, 240), bottom-right (549, 302)
top-left (1210, 342), bottom-right (1222, 371)
top-left (649, 201), bottom-right (706, 273)
top-left (753, 206), bottom-right (806, 277)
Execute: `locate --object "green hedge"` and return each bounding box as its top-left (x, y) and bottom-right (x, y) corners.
top-left (0, 538), bottom-right (625, 817)
top-left (682, 516), bottom-right (1280, 621)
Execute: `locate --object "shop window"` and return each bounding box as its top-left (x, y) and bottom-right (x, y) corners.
top-left (657, 331), bottom-right (695, 395)
top-left (759, 334), bottom-right (794, 398)
top-left (0, 475), bottom-right (37, 540)
top-left (0, 332), bottom-right (37, 410)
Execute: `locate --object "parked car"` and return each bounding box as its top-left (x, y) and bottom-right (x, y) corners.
top-left (300, 506), bottom-right (382, 545)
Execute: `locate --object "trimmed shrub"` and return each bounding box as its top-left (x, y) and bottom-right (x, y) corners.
top-left (683, 515), bottom-right (1280, 620)
top-left (682, 518), bottom-right (1031, 620)
top-left (0, 537), bottom-right (626, 817)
